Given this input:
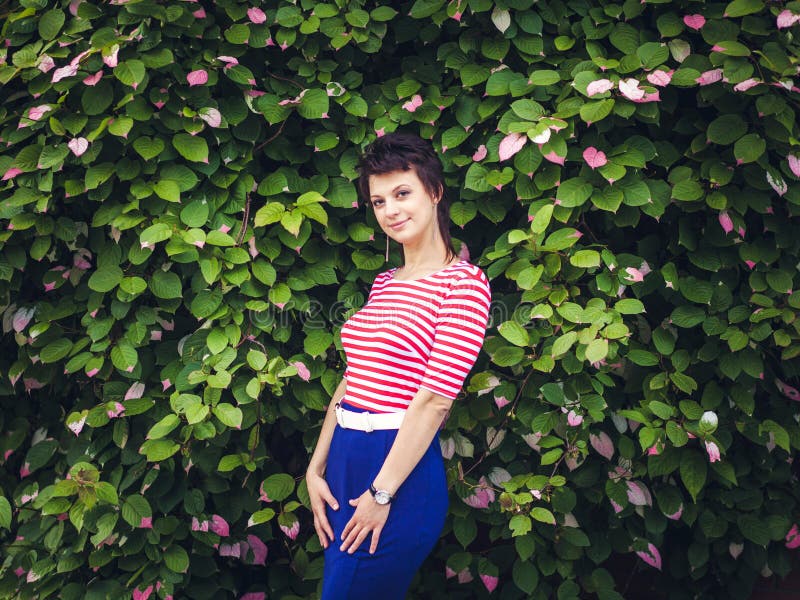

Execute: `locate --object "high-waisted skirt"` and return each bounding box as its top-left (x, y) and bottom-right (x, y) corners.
top-left (320, 405), bottom-right (449, 600)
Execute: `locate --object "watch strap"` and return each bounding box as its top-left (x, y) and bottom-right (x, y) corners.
top-left (369, 483), bottom-right (394, 503)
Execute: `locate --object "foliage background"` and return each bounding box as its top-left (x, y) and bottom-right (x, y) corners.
top-left (1, 0), bottom-right (800, 598)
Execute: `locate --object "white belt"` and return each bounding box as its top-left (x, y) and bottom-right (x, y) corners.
top-left (335, 403), bottom-right (405, 432)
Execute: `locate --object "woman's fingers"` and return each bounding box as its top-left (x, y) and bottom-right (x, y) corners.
top-left (323, 488), bottom-right (340, 511)
top-left (346, 527), bottom-right (371, 554)
top-left (340, 522), bottom-right (361, 552)
top-left (369, 526), bottom-right (383, 555)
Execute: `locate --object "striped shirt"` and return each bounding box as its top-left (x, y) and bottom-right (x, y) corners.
top-left (340, 260), bottom-right (492, 413)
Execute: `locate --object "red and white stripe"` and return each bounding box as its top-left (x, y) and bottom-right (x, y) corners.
top-left (341, 260), bottom-right (491, 413)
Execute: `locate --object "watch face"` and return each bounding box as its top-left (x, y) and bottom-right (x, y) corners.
top-left (374, 491), bottom-right (391, 505)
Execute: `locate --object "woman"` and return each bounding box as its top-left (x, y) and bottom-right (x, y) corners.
top-left (305, 132), bottom-right (492, 599)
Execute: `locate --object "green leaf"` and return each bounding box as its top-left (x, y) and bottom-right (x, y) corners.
top-left (147, 415), bottom-right (180, 440)
top-left (121, 494), bottom-right (152, 527)
top-left (680, 451), bottom-right (707, 502)
top-left (213, 403), bottom-right (243, 429)
top-left (552, 332), bottom-right (578, 357)
top-left (88, 265), bottom-right (123, 293)
top-left (150, 271), bottom-right (183, 299)
top-left (172, 133), bottom-right (209, 163)
top-left (40, 338), bottom-right (73, 363)
top-left (724, 0), bottom-right (764, 18)
top-left (585, 338), bottom-right (609, 363)
top-left (570, 250), bottom-right (601, 268)
top-left (39, 9), bottom-right (66, 40)
top-left (0, 496), bottom-right (12, 529)
top-left (297, 89), bottom-right (330, 119)
top-left (513, 558), bottom-right (540, 594)
top-left (498, 321), bottom-right (530, 347)
top-left (163, 544), bottom-right (190, 573)
top-left (262, 473), bottom-right (295, 502)
top-left (614, 299), bottom-right (645, 314)
top-left (133, 136), bottom-right (165, 161)
top-left (733, 133), bottom-right (765, 164)
top-left (531, 507), bottom-right (556, 524)
top-left (113, 60), bottom-right (146, 88)
top-left (706, 115), bottom-right (747, 145)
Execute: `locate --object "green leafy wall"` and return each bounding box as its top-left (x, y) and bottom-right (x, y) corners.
top-left (1, 0), bottom-right (800, 598)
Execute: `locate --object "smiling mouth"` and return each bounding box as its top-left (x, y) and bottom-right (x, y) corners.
top-left (389, 219), bottom-right (409, 229)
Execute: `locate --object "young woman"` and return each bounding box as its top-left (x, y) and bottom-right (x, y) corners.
top-left (305, 132), bottom-right (492, 599)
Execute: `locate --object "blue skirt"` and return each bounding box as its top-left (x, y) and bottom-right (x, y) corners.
top-left (321, 405), bottom-right (448, 600)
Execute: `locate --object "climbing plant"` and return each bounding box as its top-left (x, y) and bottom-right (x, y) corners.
top-left (1, 0), bottom-right (800, 598)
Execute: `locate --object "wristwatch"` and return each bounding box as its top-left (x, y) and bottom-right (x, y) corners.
top-left (369, 483), bottom-right (394, 505)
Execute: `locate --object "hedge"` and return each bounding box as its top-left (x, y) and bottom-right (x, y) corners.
top-left (1, 0), bottom-right (800, 598)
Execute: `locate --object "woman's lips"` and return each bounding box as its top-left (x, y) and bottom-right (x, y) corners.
top-left (389, 219), bottom-right (409, 229)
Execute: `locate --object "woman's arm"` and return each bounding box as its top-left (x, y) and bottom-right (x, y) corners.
top-left (305, 376), bottom-right (347, 549)
top-left (338, 388), bottom-right (451, 554)
top-left (371, 388), bottom-right (451, 494)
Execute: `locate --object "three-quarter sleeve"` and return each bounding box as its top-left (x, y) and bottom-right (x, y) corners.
top-left (418, 270), bottom-right (492, 400)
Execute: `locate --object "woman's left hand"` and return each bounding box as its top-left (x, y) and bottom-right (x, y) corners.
top-left (340, 489), bottom-right (390, 554)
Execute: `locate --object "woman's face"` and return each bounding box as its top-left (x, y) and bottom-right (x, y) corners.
top-left (368, 169), bottom-right (439, 245)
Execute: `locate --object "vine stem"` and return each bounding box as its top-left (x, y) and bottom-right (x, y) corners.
top-left (461, 368), bottom-right (535, 480)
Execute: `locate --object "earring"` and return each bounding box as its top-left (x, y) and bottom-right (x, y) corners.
top-left (385, 234), bottom-right (390, 262)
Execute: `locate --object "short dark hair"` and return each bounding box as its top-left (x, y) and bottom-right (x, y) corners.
top-left (356, 132), bottom-right (457, 263)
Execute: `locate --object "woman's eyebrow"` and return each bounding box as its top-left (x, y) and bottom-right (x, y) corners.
top-left (370, 184), bottom-right (410, 199)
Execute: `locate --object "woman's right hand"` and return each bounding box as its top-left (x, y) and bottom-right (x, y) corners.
top-left (306, 469), bottom-right (339, 549)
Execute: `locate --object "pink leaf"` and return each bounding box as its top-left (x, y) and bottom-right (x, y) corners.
top-left (623, 267), bottom-right (644, 283)
top-left (729, 542), bottom-right (744, 559)
top-left (586, 78), bottom-right (614, 97)
top-left (498, 132), bottom-right (527, 161)
top-left (610, 498), bottom-right (623, 513)
top-left (445, 567), bottom-right (456, 579)
top-left (619, 78), bottom-right (645, 101)
top-left (462, 476), bottom-right (495, 509)
top-left (68, 415), bottom-right (86, 436)
top-left (103, 46), bottom-right (119, 68)
top-left (68, 137), bottom-right (89, 157)
top-left (777, 10), bottom-right (800, 29)
top-left (683, 14), bottom-right (706, 30)
top-left (210, 514), bottom-right (230, 537)
top-left (187, 70), bottom-right (209, 86)
top-left (290, 361), bottom-right (310, 381)
top-left (786, 524), bottom-right (800, 549)
top-left (245, 535), bottom-right (268, 565)
top-left (542, 150), bottom-right (564, 165)
top-left (124, 382), bottom-right (145, 401)
top-left (494, 395), bottom-right (509, 409)
top-left (719, 211), bottom-right (734, 234)
top-left (52, 64), bottom-right (78, 83)
top-left (665, 504), bottom-right (683, 520)
top-left (646, 70), bottom-right (673, 87)
top-left (626, 481), bottom-right (652, 506)
top-left (139, 516), bottom-right (153, 529)
top-left (38, 55), bottom-right (56, 73)
top-left (199, 108), bottom-right (222, 128)
top-left (733, 78), bottom-right (761, 92)
top-left (27, 105), bottom-right (52, 121)
top-left (133, 585), bottom-right (153, 600)
top-left (788, 155), bottom-right (800, 178)
top-left (583, 146), bottom-right (608, 169)
top-left (704, 440), bottom-right (721, 463)
top-left (636, 543), bottom-right (662, 570)
top-left (567, 410), bottom-right (583, 427)
top-left (217, 56), bottom-right (239, 68)
top-left (767, 171), bottom-right (788, 196)
top-left (2, 167), bottom-right (23, 181)
top-left (480, 574), bottom-right (499, 593)
top-left (696, 69), bottom-right (723, 86)
top-left (106, 402), bottom-right (125, 419)
top-left (248, 7), bottom-right (267, 24)
top-left (279, 518), bottom-right (300, 540)
top-left (218, 543), bottom-right (240, 558)
top-left (472, 144), bottom-right (487, 161)
top-left (457, 568), bottom-right (473, 584)
top-left (401, 94), bottom-right (423, 112)
top-left (589, 432), bottom-right (614, 460)
top-left (775, 379), bottom-right (800, 402)
top-left (240, 594), bottom-right (266, 600)
top-left (83, 70), bottom-right (103, 86)
top-left (192, 517), bottom-right (209, 532)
